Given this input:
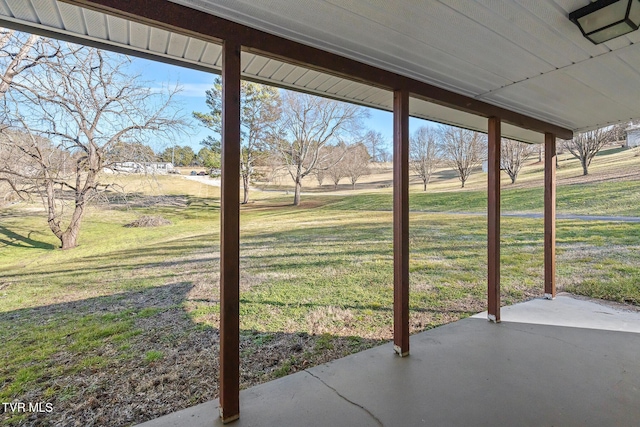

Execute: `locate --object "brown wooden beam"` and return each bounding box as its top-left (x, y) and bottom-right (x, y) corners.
top-left (487, 117), bottom-right (501, 323)
top-left (393, 89), bottom-right (410, 357)
top-left (544, 133), bottom-right (557, 300)
top-left (219, 39), bottom-right (241, 424)
top-left (60, 0), bottom-right (573, 140)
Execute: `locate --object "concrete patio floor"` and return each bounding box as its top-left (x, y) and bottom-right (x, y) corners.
top-left (138, 294), bottom-right (640, 427)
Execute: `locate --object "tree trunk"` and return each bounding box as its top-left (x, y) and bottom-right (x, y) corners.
top-left (44, 166), bottom-right (90, 250)
top-left (582, 160), bottom-right (589, 176)
top-left (242, 174), bottom-right (249, 204)
top-left (423, 179), bottom-right (427, 191)
top-left (293, 180), bottom-right (302, 206)
top-left (45, 180), bottom-right (64, 245)
top-left (59, 198), bottom-right (86, 249)
top-left (461, 179), bottom-right (466, 188)
top-left (60, 228), bottom-right (79, 250)
top-left (510, 175), bottom-right (516, 184)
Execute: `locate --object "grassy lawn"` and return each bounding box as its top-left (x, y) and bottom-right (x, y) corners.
top-left (279, 179), bottom-right (640, 216)
top-left (1, 155), bottom-right (639, 425)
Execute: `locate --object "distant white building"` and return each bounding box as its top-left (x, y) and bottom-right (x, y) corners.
top-left (105, 162), bottom-right (175, 174)
top-left (626, 126), bottom-right (640, 148)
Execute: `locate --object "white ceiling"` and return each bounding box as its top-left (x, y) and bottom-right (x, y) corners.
top-left (170, 0), bottom-right (640, 134)
top-left (2, 0), bottom-right (640, 143)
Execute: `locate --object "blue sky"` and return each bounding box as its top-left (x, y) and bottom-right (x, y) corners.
top-left (128, 56), bottom-right (429, 154)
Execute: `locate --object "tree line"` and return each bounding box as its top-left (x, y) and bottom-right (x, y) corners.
top-left (195, 76), bottom-right (621, 204)
top-left (156, 145), bottom-right (220, 168)
top-left (409, 122), bottom-right (621, 190)
top-left (0, 28), bottom-right (626, 250)
top-left (193, 78), bottom-right (381, 205)
top-left (410, 125), bottom-right (535, 190)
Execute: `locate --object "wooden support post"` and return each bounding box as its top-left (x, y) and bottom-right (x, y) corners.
top-left (393, 89), bottom-right (410, 356)
top-left (544, 133), bottom-right (557, 300)
top-left (487, 117), bottom-right (501, 323)
top-left (219, 39), bottom-right (241, 424)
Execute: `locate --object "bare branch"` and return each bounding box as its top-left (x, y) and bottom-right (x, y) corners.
top-left (0, 34), bottom-right (187, 249)
top-left (439, 126), bottom-right (486, 188)
top-left (500, 139), bottom-right (535, 184)
top-left (410, 126), bottom-right (440, 191)
top-left (271, 92), bottom-right (367, 205)
top-left (562, 127), bottom-right (614, 176)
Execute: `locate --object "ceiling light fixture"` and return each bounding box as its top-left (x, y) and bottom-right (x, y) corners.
top-left (569, 0), bottom-right (640, 44)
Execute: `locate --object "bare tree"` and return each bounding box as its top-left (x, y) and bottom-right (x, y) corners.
top-left (439, 126), bottom-right (485, 188)
top-left (612, 122), bottom-right (627, 144)
top-left (563, 127), bottom-right (614, 175)
top-left (105, 140), bottom-right (157, 165)
top-left (194, 78), bottom-right (280, 203)
top-left (378, 149), bottom-right (392, 163)
top-left (537, 144), bottom-right (543, 162)
top-left (327, 166), bottom-right (344, 189)
top-left (0, 131), bottom-right (70, 201)
top-left (500, 138), bottom-right (535, 184)
top-left (263, 152), bottom-right (284, 185)
top-left (410, 126), bottom-right (440, 191)
top-left (0, 31), bottom-right (60, 201)
top-left (0, 29), bottom-right (59, 99)
top-left (312, 144), bottom-right (337, 187)
top-left (325, 144), bottom-right (347, 189)
top-left (271, 92), bottom-right (367, 205)
top-left (363, 130), bottom-right (386, 163)
top-left (0, 46), bottom-right (185, 249)
top-left (343, 143), bottom-right (370, 189)
top-left (315, 169), bottom-right (326, 187)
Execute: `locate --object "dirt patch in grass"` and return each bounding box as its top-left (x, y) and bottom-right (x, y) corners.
top-left (124, 215), bottom-right (172, 228)
top-left (0, 281), bottom-right (383, 427)
top-left (102, 193), bottom-right (190, 210)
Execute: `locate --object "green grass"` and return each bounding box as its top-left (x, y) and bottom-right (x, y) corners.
top-left (144, 350), bottom-right (164, 363)
top-left (0, 165), bottom-right (639, 424)
top-left (301, 180), bottom-right (640, 216)
top-left (0, 312), bottom-right (135, 401)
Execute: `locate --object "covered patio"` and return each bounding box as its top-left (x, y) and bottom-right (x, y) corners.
top-left (2, 0), bottom-right (639, 424)
top-left (138, 294), bottom-right (640, 426)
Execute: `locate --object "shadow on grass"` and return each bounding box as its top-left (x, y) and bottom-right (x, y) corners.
top-left (0, 233), bottom-right (217, 282)
top-left (0, 282), bottom-right (384, 427)
top-left (595, 146), bottom-right (628, 157)
top-left (0, 225), bottom-right (56, 250)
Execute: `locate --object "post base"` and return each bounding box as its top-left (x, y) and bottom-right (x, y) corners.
top-left (544, 293), bottom-right (555, 300)
top-left (393, 345), bottom-right (409, 357)
top-left (487, 314), bottom-right (501, 323)
top-left (220, 408), bottom-right (240, 424)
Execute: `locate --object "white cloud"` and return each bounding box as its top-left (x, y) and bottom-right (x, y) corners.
top-left (147, 82), bottom-right (211, 98)
top-left (176, 83), bottom-right (213, 98)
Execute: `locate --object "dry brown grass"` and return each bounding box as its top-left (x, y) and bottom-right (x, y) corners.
top-left (124, 215), bottom-right (172, 228)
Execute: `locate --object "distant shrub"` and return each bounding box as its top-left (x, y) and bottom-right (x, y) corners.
top-left (124, 215), bottom-right (171, 228)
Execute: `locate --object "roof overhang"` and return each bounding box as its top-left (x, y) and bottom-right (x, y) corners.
top-left (5, 1), bottom-right (636, 143)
